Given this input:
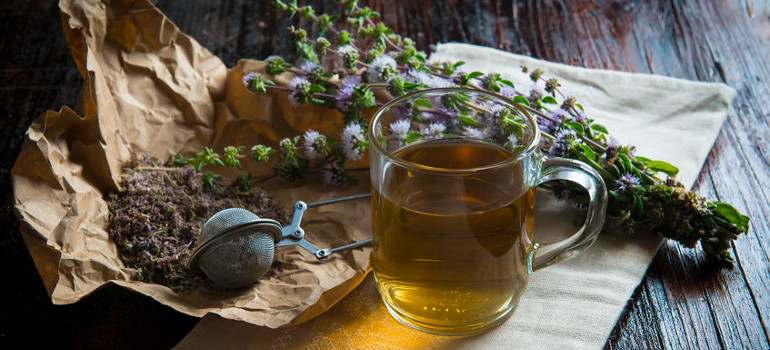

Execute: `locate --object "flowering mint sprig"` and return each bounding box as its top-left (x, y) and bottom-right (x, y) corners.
top-left (226, 0), bottom-right (752, 262)
top-left (251, 144), bottom-right (275, 163)
top-left (242, 72), bottom-right (275, 93)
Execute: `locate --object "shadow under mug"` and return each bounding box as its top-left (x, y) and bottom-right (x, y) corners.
top-left (367, 88), bottom-right (608, 335)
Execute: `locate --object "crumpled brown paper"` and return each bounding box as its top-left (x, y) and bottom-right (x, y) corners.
top-left (11, 0), bottom-right (371, 328)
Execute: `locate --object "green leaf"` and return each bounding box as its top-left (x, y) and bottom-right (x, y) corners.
top-left (578, 156), bottom-right (616, 183)
top-left (236, 173), bottom-right (252, 191)
top-left (412, 113), bottom-right (429, 123)
top-left (609, 164), bottom-right (621, 179)
top-left (564, 121), bottom-right (585, 135)
top-left (296, 41), bottom-right (319, 63)
top-left (635, 156), bottom-right (651, 164)
top-left (578, 144), bottom-right (596, 162)
top-left (513, 96), bottom-right (530, 106)
top-left (309, 84), bottom-right (325, 92)
top-left (467, 71), bottom-right (484, 80)
top-left (607, 198), bottom-right (622, 216)
top-left (609, 190), bottom-right (631, 204)
top-left (172, 154), bottom-right (189, 166)
top-left (453, 61), bottom-right (466, 68)
top-left (413, 99), bottom-right (432, 108)
top-left (590, 123), bottom-right (608, 134)
top-left (740, 215), bottom-right (751, 232)
top-left (618, 153), bottom-right (633, 174)
top-left (505, 118), bottom-right (524, 139)
top-left (541, 96), bottom-right (558, 105)
top-left (632, 194), bottom-right (644, 219)
top-left (713, 202), bottom-right (750, 232)
top-left (404, 131), bottom-right (422, 144)
top-left (202, 171), bottom-right (222, 187)
top-left (646, 160), bottom-right (680, 176)
top-left (712, 216), bottom-right (734, 229)
top-left (459, 115), bottom-right (479, 127)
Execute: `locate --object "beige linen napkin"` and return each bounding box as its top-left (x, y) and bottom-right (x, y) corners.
top-left (175, 43), bottom-right (736, 349)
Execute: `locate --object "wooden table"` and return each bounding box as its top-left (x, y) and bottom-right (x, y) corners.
top-left (2, 0), bottom-right (768, 348)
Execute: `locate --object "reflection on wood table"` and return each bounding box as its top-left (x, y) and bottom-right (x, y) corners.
top-left (1, 0), bottom-right (768, 348)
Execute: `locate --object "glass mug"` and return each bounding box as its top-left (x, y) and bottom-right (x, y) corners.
top-left (367, 88), bottom-right (608, 335)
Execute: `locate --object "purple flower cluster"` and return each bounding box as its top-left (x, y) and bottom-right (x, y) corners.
top-left (499, 86), bottom-right (516, 99)
top-left (547, 129), bottom-right (578, 157)
top-left (322, 162), bottom-right (346, 187)
top-left (341, 123), bottom-right (366, 161)
top-left (336, 86), bottom-right (354, 112)
top-left (299, 60), bottom-right (320, 73)
top-left (602, 136), bottom-right (638, 165)
top-left (302, 130), bottom-right (327, 160)
top-left (288, 76), bottom-right (311, 106)
top-left (421, 122), bottom-right (446, 139)
top-left (615, 173), bottom-right (641, 193)
top-left (482, 104), bottom-right (509, 141)
top-left (392, 103), bottom-right (413, 120)
top-left (538, 108), bottom-right (569, 135)
top-left (389, 119), bottom-right (411, 141)
top-left (367, 55), bottom-right (397, 82)
top-left (242, 72), bottom-right (261, 88)
top-left (528, 83), bottom-right (545, 106)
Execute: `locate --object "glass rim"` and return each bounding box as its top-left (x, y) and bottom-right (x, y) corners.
top-left (367, 87), bottom-right (542, 174)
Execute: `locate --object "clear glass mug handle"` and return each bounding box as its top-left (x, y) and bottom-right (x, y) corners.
top-left (529, 157), bottom-right (608, 272)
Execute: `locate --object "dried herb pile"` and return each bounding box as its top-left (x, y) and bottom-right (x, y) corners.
top-left (106, 158), bottom-right (289, 292)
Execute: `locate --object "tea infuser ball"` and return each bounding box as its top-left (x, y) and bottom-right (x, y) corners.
top-left (189, 208), bottom-right (283, 289)
top-left (189, 193), bottom-right (373, 289)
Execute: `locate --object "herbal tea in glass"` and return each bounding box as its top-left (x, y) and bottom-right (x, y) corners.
top-left (371, 139), bottom-right (535, 334)
top-left (368, 88), bottom-right (607, 335)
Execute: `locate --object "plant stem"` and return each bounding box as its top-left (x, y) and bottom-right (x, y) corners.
top-left (362, 9), bottom-right (404, 54)
top-left (288, 67), bottom-right (342, 89)
top-left (352, 3), bottom-right (445, 72)
top-left (326, 47), bottom-right (372, 69)
top-left (136, 166), bottom-right (184, 172)
top-left (541, 131), bottom-right (556, 141)
top-left (537, 76), bottom-right (593, 138)
top-left (265, 85), bottom-right (340, 100)
top-left (254, 173), bottom-right (279, 183)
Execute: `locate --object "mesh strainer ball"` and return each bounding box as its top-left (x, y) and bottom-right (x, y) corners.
top-left (189, 208), bottom-right (283, 289)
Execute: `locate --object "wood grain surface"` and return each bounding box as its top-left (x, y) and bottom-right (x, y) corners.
top-left (2, 0), bottom-right (769, 348)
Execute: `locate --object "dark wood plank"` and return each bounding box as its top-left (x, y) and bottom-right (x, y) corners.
top-left (650, 0), bottom-right (770, 347)
top-left (3, 0), bottom-right (770, 348)
top-left (607, 283), bottom-right (665, 350)
top-left (599, 0), bottom-right (770, 346)
top-left (0, 1), bottom-right (199, 348)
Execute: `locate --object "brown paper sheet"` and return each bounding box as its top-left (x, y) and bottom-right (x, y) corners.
top-left (11, 0), bottom-right (371, 328)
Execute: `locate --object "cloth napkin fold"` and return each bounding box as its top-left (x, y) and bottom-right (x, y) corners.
top-left (175, 43), bottom-right (736, 349)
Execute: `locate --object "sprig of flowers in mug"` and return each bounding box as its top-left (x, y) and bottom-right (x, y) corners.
top-left (181, 0), bottom-right (748, 263)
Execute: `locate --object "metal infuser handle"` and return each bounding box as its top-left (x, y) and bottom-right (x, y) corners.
top-left (307, 193), bottom-right (372, 208)
top-left (277, 193), bottom-right (372, 260)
